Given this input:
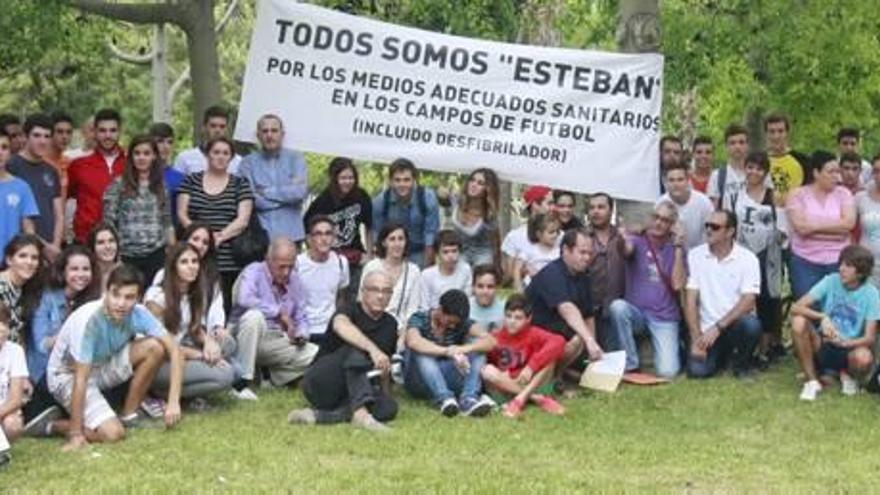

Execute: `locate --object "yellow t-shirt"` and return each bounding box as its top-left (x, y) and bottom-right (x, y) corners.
top-left (770, 153), bottom-right (804, 205)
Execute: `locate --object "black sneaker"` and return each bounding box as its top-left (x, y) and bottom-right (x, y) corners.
top-left (439, 398), bottom-right (459, 417)
top-left (23, 405), bottom-right (62, 437)
top-left (460, 396), bottom-right (493, 417)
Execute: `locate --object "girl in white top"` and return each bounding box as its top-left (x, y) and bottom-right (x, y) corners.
top-left (513, 213), bottom-right (561, 292)
top-left (145, 243), bottom-right (235, 400)
top-left (359, 223), bottom-right (423, 336)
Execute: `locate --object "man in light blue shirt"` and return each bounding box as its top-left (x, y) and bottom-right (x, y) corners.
top-left (240, 114), bottom-right (309, 241)
top-left (372, 158), bottom-right (440, 267)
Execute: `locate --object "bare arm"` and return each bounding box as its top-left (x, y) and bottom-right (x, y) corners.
top-left (462, 323), bottom-right (496, 354)
top-left (791, 293), bottom-right (823, 321)
top-left (0, 377), bottom-right (25, 419)
top-left (177, 193), bottom-right (192, 228)
top-left (332, 313), bottom-right (383, 356)
top-left (557, 302), bottom-right (596, 345)
top-left (405, 327), bottom-right (454, 357)
top-left (218, 199), bottom-right (253, 242)
top-left (714, 294), bottom-right (757, 331)
top-left (51, 196), bottom-right (64, 247)
top-left (67, 361), bottom-right (93, 439)
top-left (685, 288), bottom-right (702, 342)
top-left (845, 320), bottom-right (877, 349)
top-left (671, 245), bottom-right (686, 291)
top-left (157, 334), bottom-right (183, 426)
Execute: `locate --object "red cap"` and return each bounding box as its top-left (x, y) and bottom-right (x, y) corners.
top-left (522, 186), bottom-right (552, 206)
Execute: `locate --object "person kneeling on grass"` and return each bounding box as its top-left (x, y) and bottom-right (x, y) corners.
top-left (288, 271), bottom-right (399, 432)
top-left (482, 294), bottom-right (566, 418)
top-left (791, 245), bottom-right (879, 401)
top-left (47, 265), bottom-right (183, 452)
top-left (0, 305), bottom-right (28, 465)
top-left (403, 289), bottom-right (496, 417)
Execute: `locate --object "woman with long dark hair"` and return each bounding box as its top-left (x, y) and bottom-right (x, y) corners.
top-left (145, 243), bottom-right (235, 400)
top-left (102, 136), bottom-right (174, 285)
top-left (305, 157), bottom-right (373, 304)
top-left (449, 168), bottom-right (501, 268)
top-left (28, 245), bottom-right (100, 384)
top-left (0, 234), bottom-right (44, 345)
top-left (87, 222), bottom-right (121, 292)
top-left (178, 137), bottom-right (254, 314)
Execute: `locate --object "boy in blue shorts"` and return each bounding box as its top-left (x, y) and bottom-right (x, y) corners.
top-left (791, 245), bottom-right (879, 401)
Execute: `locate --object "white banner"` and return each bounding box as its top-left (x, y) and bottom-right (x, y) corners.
top-left (235, 0), bottom-right (664, 201)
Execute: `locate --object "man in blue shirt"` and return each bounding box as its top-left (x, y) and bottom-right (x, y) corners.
top-left (0, 130), bottom-right (38, 252)
top-left (791, 245), bottom-right (880, 401)
top-left (372, 158), bottom-right (440, 268)
top-left (149, 123), bottom-right (184, 228)
top-left (240, 114), bottom-right (309, 242)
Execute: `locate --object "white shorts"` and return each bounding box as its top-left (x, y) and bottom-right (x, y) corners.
top-left (48, 344), bottom-right (134, 430)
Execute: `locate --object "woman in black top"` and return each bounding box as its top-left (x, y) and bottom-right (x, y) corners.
top-left (177, 137), bottom-right (254, 314)
top-left (305, 157), bottom-right (373, 305)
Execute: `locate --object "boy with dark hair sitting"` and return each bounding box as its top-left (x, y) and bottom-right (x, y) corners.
top-left (791, 245), bottom-right (880, 401)
top-left (482, 294), bottom-right (567, 418)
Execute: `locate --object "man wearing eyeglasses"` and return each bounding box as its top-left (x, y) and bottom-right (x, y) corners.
top-left (608, 201), bottom-right (687, 378)
top-left (288, 271), bottom-right (399, 432)
top-left (685, 210), bottom-right (762, 380)
top-left (297, 215), bottom-right (350, 346)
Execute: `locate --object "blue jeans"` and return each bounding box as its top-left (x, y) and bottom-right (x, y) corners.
top-left (790, 253), bottom-right (837, 300)
top-left (687, 315), bottom-right (762, 378)
top-left (608, 299), bottom-right (681, 378)
top-left (403, 350), bottom-right (486, 404)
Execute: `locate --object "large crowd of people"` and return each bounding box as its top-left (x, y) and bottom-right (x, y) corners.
top-left (1, 105), bottom-right (879, 463)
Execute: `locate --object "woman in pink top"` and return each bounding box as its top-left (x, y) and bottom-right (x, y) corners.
top-left (787, 151), bottom-right (856, 298)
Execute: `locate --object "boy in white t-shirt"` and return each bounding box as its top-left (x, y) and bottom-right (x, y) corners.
top-left (297, 215), bottom-right (350, 345)
top-left (420, 230), bottom-right (472, 310)
top-left (0, 304), bottom-right (28, 463)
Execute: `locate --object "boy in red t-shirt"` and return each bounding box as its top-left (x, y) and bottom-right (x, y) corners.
top-left (482, 294), bottom-right (566, 418)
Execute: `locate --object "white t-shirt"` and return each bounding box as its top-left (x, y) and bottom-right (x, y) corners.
top-left (732, 190), bottom-right (777, 254)
top-left (0, 342), bottom-right (28, 403)
top-left (420, 260), bottom-right (473, 311)
top-left (501, 225), bottom-right (529, 258)
top-left (173, 147), bottom-right (242, 176)
top-left (686, 243), bottom-right (761, 332)
top-left (296, 251), bottom-right (350, 336)
top-left (657, 190), bottom-right (714, 249)
top-left (708, 165), bottom-right (774, 206)
top-left (144, 283), bottom-right (226, 343)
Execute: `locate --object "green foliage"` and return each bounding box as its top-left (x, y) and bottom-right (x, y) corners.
top-left (8, 363), bottom-right (880, 492)
top-left (662, 0), bottom-right (880, 156)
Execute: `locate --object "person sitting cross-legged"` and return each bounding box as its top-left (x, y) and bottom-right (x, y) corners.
top-left (482, 294), bottom-right (566, 419)
top-left (47, 265), bottom-right (183, 452)
top-left (229, 237), bottom-right (318, 398)
top-left (403, 289), bottom-right (496, 417)
top-left (685, 210), bottom-right (762, 380)
top-left (791, 245), bottom-right (879, 401)
top-left (288, 271), bottom-right (399, 433)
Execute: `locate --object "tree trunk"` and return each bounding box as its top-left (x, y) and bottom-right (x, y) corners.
top-left (152, 23), bottom-right (171, 123)
top-left (180, 0), bottom-right (223, 141)
top-left (615, 0), bottom-right (660, 227)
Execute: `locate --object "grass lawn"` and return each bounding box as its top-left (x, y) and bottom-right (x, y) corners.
top-left (7, 360), bottom-right (880, 493)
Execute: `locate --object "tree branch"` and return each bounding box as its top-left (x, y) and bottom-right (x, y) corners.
top-left (68, 0), bottom-right (182, 25)
top-left (168, 66), bottom-right (190, 103)
top-left (216, 0), bottom-right (240, 34)
top-left (107, 39), bottom-right (153, 64)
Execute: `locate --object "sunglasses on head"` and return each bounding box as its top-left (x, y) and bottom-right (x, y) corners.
top-left (704, 222), bottom-right (725, 231)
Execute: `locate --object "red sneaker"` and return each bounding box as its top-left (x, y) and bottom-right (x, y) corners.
top-left (533, 395), bottom-right (566, 415)
top-left (503, 398), bottom-right (525, 418)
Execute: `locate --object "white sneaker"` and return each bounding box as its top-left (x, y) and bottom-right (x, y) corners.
top-left (840, 372), bottom-right (859, 396)
top-left (799, 380), bottom-right (822, 401)
top-left (230, 387), bottom-right (259, 401)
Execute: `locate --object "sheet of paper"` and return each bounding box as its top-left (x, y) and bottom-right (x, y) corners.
top-left (579, 350), bottom-right (626, 392)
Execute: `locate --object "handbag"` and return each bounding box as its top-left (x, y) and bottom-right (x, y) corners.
top-left (231, 213), bottom-right (269, 266)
